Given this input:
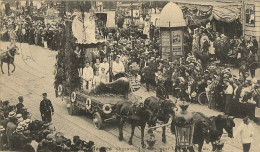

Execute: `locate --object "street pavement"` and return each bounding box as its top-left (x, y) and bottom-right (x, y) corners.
top-left (0, 41), bottom-right (259, 152)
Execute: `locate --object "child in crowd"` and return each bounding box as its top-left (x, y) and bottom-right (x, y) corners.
top-left (93, 71), bottom-right (101, 89)
top-left (100, 67), bottom-right (108, 83)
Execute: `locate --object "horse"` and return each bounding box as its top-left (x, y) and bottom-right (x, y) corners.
top-left (209, 115), bottom-right (235, 151)
top-left (113, 100), bottom-right (154, 148)
top-left (170, 112), bottom-right (235, 152)
top-left (0, 45), bottom-right (19, 76)
top-left (144, 96), bottom-right (177, 143)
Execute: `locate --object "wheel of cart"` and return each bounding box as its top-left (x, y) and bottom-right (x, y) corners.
top-left (93, 112), bottom-right (103, 129)
top-left (198, 92), bottom-right (208, 105)
top-left (86, 97), bottom-right (95, 114)
top-left (57, 84), bottom-right (64, 101)
top-left (67, 92), bottom-right (78, 115)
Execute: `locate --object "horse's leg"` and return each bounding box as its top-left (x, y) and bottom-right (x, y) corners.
top-left (11, 62), bottom-right (15, 73)
top-left (141, 125), bottom-right (146, 148)
top-left (162, 126), bottom-right (166, 143)
top-left (198, 142), bottom-right (204, 152)
top-left (1, 61), bottom-right (4, 74)
top-left (188, 146), bottom-right (195, 152)
top-left (211, 142), bottom-right (216, 151)
top-left (118, 118), bottom-right (124, 141)
top-left (7, 63), bottom-right (10, 76)
top-left (128, 124), bottom-right (135, 145)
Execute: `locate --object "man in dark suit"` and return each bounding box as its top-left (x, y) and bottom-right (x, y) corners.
top-left (16, 96), bottom-right (24, 114)
top-left (40, 93), bottom-right (54, 123)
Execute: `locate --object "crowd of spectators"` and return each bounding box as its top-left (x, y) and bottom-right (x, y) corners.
top-left (1, 14), bottom-right (65, 51)
top-left (0, 97), bottom-right (107, 152)
top-left (1, 8), bottom-right (259, 119)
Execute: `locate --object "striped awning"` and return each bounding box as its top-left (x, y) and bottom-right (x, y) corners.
top-left (213, 6), bottom-right (240, 23)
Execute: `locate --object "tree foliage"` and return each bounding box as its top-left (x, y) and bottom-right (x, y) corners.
top-left (54, 21), bottom-right (80, 95)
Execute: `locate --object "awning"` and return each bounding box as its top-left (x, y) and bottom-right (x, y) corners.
top-left (178, 4), bottom-right (213, 26)
top-left (213, 6), bottom-right (240, 23)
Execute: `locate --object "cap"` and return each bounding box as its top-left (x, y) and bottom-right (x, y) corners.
top-left (18, 96), bottom-right (23, 101)
top-left (116, 55), bottom-right (120, 58)
top-left (42, 93), bottom-right (47, 96)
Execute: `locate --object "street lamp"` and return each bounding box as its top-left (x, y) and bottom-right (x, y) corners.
top-left (174, 101), bottom-right (195, 151)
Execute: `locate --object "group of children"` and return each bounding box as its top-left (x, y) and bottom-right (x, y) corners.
top-left (80, 58), bottom-right (110, 91)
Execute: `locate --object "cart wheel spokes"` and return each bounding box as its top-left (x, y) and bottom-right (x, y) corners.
top-left (93, 112), bottom-right (103, 129)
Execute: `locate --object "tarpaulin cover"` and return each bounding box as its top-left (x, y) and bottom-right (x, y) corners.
top-left (213, 6), bottom-right (240, 23)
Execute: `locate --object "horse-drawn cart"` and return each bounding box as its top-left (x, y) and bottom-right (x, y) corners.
top-left (58, 77), bottom-right (141, 129)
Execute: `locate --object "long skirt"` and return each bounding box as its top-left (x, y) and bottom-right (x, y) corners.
top-left (225, 94), bottom-right (233, 115)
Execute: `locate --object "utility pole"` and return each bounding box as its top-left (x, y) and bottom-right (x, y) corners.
top-left (242, 0), bottom-right (245, 36)
top-left (131, 1), bottom-right (134, 49)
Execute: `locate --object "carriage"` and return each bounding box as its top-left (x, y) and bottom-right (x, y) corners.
top-left (57, 75), bottom-right (141, 129)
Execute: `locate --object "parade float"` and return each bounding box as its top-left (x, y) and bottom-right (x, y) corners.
top-left (54, 10), bottom-right (141, 129)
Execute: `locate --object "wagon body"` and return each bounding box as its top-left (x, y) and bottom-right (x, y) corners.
top-left (61, 77), bottom-right (141, 129)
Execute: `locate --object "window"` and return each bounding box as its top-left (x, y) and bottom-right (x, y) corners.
top-left (245, 4), bottom-right (255, 26)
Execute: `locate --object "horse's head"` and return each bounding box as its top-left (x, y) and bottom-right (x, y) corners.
top-left (218, 115), bottom-right (235, 138)
top-left (10, 46), bottom-right (20, 56)
top-left (138, 103), bottom-right (156, 126)
top-left (162, 99), bottom-right (178, 116)
top-left (224, 116), bottom-right (235, 138)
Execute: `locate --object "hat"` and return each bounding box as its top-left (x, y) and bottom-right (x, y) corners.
top-left (0, 125), bottom-right (5, 132)
top-left (16, 126), bottom-right (24, 133)
top-left (116, 55), bottom-right (121, 58)
top-left (243, 116), bottom-right (250, 122)
top-left (16, 114), bottom-right (22, 119)
top-left (18, 121), bottom-right (27, 127)
top-left (8, 111), bottom-right (16, 118)
top-left (46, 134), bottom-right (55, 141)
top-left (42, 93), bottom-right (47, 96)
top-left (18, 96), bottom-right (23, 101)
top-left (25, 119), bottom-right (32, 124)
top-left (17, 117), bottom-right (24, 123)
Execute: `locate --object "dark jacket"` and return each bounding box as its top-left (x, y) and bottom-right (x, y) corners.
top-left (16, 103), bottom-right (24, 114)
top-left (156, 84), bottom-right (169, 100)
top-left (40, 99), bottom-right (54, 115)
top-left (142, 66), bottom-right (154, 80)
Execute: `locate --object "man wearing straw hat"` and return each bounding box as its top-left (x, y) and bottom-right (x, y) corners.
top-left (11, 125), bottom-right (29, 151)
top-left (6, 111), bottom-right (16, 150)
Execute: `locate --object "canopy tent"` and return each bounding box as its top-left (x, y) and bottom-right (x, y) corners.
top-left (213, 6), bottom-right (241, 23)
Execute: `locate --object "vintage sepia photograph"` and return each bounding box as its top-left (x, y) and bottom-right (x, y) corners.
top-left (0, 0), bottom-right (259, 152)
